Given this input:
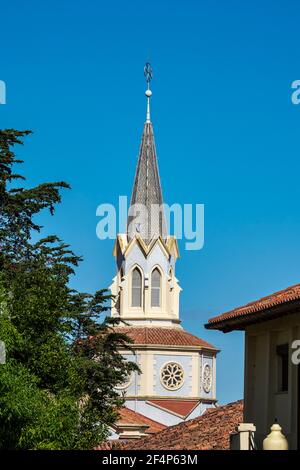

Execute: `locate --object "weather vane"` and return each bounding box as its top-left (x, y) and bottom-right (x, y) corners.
top-left (144, 62), bottom-right (153, 86)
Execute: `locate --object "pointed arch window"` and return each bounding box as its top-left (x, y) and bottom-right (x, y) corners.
top-left (151, 268), bottom-right (161, 307)
top-left (132, 268), bottom-right (142, 307)
top-left (168, 268), bottom-right (173, 289)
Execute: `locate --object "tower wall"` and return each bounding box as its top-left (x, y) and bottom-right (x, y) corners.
top-left (111, 236), bottom-right (181, 325)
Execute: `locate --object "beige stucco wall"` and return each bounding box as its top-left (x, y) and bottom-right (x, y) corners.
top-left (244, 314), bottom-right (300, 449)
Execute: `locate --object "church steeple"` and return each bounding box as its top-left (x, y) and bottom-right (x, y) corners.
top-left (127, 63), bottom-right (167, 244)
top-left (111, 63), bottom-right (181, 327)
top-left (109, 66), bottom-right (217, 429)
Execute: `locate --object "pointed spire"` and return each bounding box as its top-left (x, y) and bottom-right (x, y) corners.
top-left (127, 64), bottom-right (167, 244)
top-left (144, 62), bottom-right (153, 123)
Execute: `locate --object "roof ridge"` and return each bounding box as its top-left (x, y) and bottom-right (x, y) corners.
top-left (207, 282), bottom-right (300, 326)
top-left (235, 283), bottom-right (300, 308)
top-left (166, 399), bottom-right (243, 427)
top-left (120, 407), bottom-right (166, 428)
top-left (117, 400), bottom-right (244, 451)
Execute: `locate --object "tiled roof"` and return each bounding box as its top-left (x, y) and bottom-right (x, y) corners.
top-left (95, 407), bottom-right (166, 450)
top-left (95, 439), bottom-right (127, 450)
top-left (99, 400), bottom-right (243, 450)
top-left (206, 283), bottom-right (300, 332)
top-left (117, 407), bottom-right (166, 434)
top-left (114, 326), bottom-right (217, 350)
top-left (147, 399), bottom-right (200, 418)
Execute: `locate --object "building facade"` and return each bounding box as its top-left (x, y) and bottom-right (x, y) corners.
top-left (110, 67), bottom-right (218, 428)
top-left (206, 283), bottom-right (300, 449)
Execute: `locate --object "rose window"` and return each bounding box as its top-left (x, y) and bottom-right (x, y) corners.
top-left (115, 372), bottom-right (132, 390)
top-left (161, 362), bottom-right (184, 390)
top-left (203, 364), bottom-right (212, 393)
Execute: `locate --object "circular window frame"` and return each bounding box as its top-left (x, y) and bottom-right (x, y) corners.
top-left (160, 361), bottom-right (185, 391)
top-left (202, 363), bottom-right (212, 393)
top-left (115, 372), bottom-right (133, 391)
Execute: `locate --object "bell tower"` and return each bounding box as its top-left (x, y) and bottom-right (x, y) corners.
top-left (110, 63), bottom-right (181, 327)
top-left (109, 64), bottom-right (218, 428)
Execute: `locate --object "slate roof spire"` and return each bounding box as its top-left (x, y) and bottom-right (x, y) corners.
top-left (127, 64), bottom-right (167, 244)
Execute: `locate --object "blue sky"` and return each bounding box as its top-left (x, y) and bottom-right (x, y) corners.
top-left (1, 0), bottom-right (300, 404)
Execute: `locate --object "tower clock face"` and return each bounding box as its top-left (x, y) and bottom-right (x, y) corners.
top-left (160, 362), bottom-right (185, 390)
top-left (203, 364), bottom-right (212, 393)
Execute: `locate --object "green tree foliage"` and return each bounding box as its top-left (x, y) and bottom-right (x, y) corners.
top-left (0, 130), bottom-right (138, 449)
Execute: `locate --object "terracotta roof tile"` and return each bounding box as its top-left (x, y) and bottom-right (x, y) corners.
top-left (95, 439), bottom-right (128, 450)
top-left (147, 399), bottom-right (200, 418)
top-left (206, 283), bottom-right (300, 331)
top-left (110, 400), bottom-right (243, 450)
top-left (114, 326), bottom-right (217, 350)
top-left (116, 407), bottom-right (166, 434)
top-left (94, 407), bottom-right (165, 450)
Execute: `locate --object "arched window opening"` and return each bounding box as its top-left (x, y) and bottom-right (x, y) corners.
top-left (151, 268), bottom-right (161, 307)
top-left (132, 268), bottom-right (142, 307)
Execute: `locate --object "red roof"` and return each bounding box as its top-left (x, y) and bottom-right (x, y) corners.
top-left (114, 326), bottom-right (216, 350)
top-left (96, 400), bottom-right (243, 450)
top-left (122, 400), bottom-right (243, 450)
top-left (147, 399), bottom-right (200, 418)
top-left (95, 407), bottom-right (166, 450)
top-left (206, 283), bottom-right (300, 332)
top-left (116, 407), bottom-right (166, 434)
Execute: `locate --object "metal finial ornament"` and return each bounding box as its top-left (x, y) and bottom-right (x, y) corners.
top-left (144, 62), bottom-right (153, 86)
top-left (144, 62), bottom-right (153, 123)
